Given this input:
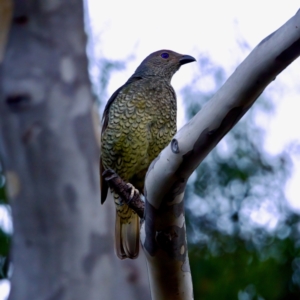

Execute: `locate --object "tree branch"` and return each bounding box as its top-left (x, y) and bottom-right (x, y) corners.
top-left (142, 9), bottom-right (300, 300)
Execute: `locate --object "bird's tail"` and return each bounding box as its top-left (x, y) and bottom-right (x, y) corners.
top-left (115, 207), bottom-right (140, 259)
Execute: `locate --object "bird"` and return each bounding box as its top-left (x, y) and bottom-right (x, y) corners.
top-left (100, 49), bottom-right (196, 259)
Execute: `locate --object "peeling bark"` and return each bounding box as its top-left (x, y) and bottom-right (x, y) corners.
top-left (142, 9), bottom-right (300, 300)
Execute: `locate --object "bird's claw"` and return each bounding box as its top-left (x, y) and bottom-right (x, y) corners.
top-left (126, 183), bottom-right (139, 200)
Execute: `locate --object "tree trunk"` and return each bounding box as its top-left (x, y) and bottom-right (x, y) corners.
top-left (0, 1), bottom-right (150, 299)
top-left (142, 9), bottom-right (300, 300)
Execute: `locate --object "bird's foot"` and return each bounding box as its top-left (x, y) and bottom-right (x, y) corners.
top-left (103, 169), bottom-right (145, 218)
top-left (126, 183), bottom-right (139, 200)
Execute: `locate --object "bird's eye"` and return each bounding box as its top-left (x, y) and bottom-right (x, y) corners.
top-left (161, 53), bottom-right (169, 59)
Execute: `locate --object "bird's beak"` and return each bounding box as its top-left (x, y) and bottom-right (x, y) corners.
top-left (179, 55), bottom-right (196, 65)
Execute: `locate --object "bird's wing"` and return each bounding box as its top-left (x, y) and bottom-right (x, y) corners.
top-left (100, 85), bottom-right (124, 204)
top-left (100, 76), bottom-right (142, 204)
top-left (100, 157), bottom-right (108, 204)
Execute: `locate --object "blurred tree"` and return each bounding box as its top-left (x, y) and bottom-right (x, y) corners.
top-left (0, 1), bottom-right (150, 300)
top-left (183, 54), bottom-right (300, 300)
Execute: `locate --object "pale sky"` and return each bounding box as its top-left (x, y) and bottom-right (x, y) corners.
top-left (1, 1), bottom-right (300, 298)
top-left (86, 0), bottom-right (300, 210)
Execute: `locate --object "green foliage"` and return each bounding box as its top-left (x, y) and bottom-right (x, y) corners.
top-left (0, 229), bottom-right (9, 279)
top-left (190, 236), bottom-right (300, 300)
top-left (0, 178), bottom-right (7, 205)
top-left (182, 54), bottom-right (300, 299)
top-left (0, 162), bottom-right (10, 279)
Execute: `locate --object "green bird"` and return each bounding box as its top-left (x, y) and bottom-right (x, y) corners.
top-left (100, 50), bottom-right (196, 259)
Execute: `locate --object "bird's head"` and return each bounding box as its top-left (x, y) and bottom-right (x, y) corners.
top-left (133, 50), bottom-right (196, 82)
